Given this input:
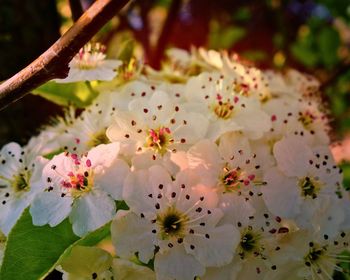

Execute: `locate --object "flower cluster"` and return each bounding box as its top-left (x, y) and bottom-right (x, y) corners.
top-left (0, 46), bottom-right (349, 279)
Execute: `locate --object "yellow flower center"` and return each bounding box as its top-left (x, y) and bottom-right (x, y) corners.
top-left (74, 43), bottom-right (106, 70)
top-left (298, 176), bottom-right (322, 199)
top-left (87, 130), bottom-right (110, 148)
top-left (157, 206), bottom-right (189, 239)
top-left (12, 172), bottom-right (30, 193)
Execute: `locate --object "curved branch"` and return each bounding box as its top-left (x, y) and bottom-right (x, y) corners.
top-left (0, 0), bottom-right (130, 111)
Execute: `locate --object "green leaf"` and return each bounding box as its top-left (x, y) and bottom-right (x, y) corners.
top-left (116, 200), bottom-right (129, 211)
top-left (340, 162), bottom-right (350, 190)
top-left (291, 37), bottom-right (319, 67)
top-left (209, 21), bottom-right (246, 49)
top-left (317, 27), bottom-right (340, 68)
top-left (0, 208), bottom-right (110, 280)
top-left (43, 148), bottom-right (65, 160)
top-left (32, 81), bottom-right (99, 108)
top-left (233, 7), bottom-right (251, 22)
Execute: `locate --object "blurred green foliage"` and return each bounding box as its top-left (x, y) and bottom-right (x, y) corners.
top-left (32, 81), bottom-right (99, 108)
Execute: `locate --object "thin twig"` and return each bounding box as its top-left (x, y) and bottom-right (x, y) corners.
top-left (0, 0), bottom-right (130, 111)
top-left (151, 0), bottom-right (181, 69)
top-left (69, 0), bottom-right (84, 22)
top-left (138, 0), bottom-right (153, 63)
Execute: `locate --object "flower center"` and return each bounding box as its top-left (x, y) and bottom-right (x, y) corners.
top-left (212, 94), bottom-right (239, 120)
top-left (239, 229), bottom-right (262, 259)
top-left (299, 176), bottom-right (321, 199)
top-left (241, 232), bottom-right (256, 252)
top-left (145, 127), bottom-right (172, 156)
top-left (12, 172), bottom-right (30, 193)
top-left (304, 243), bottom-right (326, 267)
top-left (221, 166), bottom-right (255, 193)
top-left (59, 155), bottom-right (94, 198)
top-left (73, 43), bottom-right (106, 70)
top-left (157, 207), bottom-right (188, 239)
top-left (213, 101), bottom-right (234, 119)
top-left (234, 83), bottom-right (250, 96)
top-left (121, 58), bottom-right (139, 81)
top-left (298, 111), bottom-right (315, 130)
top-left (87, 130), bottom-right (110, 148)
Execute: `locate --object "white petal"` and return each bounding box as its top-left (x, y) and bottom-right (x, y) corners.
top-left (95, 158), bottom-right (130, 200)
top-left (123, 165), bottom-right (172, 215)
top-left (43, 153), bottom-right (75, 186)
top-left (111, 211), bottom-right (155, 263)
top-left (70, 191), bottom-right (116, 236)
top-left (154, 244), bottom-right (205, 280)
top-left (0, 197), bottom-right (29, 235)
top-left (234, 105), bottom-right (271, 140)
top-left (187, 140), bottom-right (221, 187)
top-left (184, 224), bottom-right (238, 267)
top-left (262, 168), bottom-right (301, 218)
top-left (174, 112), bottom-right (209, 144)
top-left (0, 142), bottom-right (22, 179)
top-left (86, 142), bottom-right (120, 169)
top-left (273, 136), bottom-right (312, 177)
top-left (219, 193), bottom-right (256, 226)
top-left (30, 191), bottom-right (72, 227)
top-left (202, 263), bottom-right (239, 280)
top-left (148, 90), bottom-right (173, 123)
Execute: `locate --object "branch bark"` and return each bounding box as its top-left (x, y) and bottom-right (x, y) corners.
top-left (0, 0), bottom-right (130, 111)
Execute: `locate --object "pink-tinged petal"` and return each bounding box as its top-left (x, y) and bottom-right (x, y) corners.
top-left (86, 142), bottom-right (120, 169)
top-left (187, 140), bottom-right (221, 187)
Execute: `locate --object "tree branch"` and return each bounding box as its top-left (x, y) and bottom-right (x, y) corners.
top-left (0, 0), bottom-right (130, 111)
top-left (151, 0), bottom-right (181, 69)
top-left (69, 0), bottom-right (84, 22)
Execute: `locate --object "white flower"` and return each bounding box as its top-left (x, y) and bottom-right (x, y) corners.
top-left (56, 43), bottom-right (122, 83)
top-left (196, 48), bottom-right (224, 69)
top-left (60, 245), bottom-right (113, 280)
top-left (262, 136), bottom-right (344, 235)
top-left (26, 107), bottom-right (77, 157)
top-left (30, 143), bottom-right (129, 236)
top-left (107, 89), bottom-right (208, 159)
top-left (263, 69), bottom-right (319, 100)
top-left (166, 48), bottom-right (192, 68)
top-left (201, 197), bottom-right (296, 280)
top-left (221, 54), bottom-right (272, 102)
top-left (111, 165), bottom-right (239, 280)
top-left (187, 136), bottom-right (265, 197)
top-left (184, 72), bottom-right (271, 140)
top-left (0, 142), bottom-right (47, 235)
top-left (64, 95), bottom-right (116, 153)
top-left (264, 230), bottom-right (350, 280)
